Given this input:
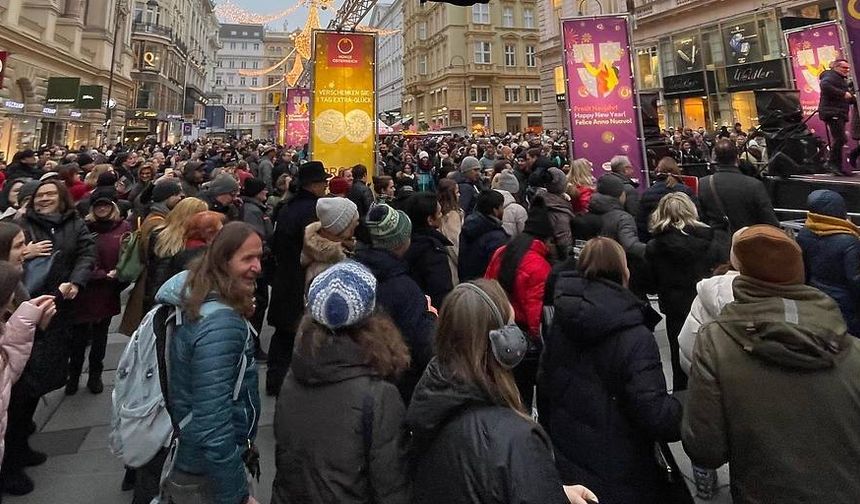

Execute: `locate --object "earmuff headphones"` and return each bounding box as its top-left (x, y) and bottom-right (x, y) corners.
top-left (456, 283), bottom-right (528, 370)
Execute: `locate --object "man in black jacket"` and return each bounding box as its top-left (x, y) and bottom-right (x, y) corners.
top-left (347, 164), bottom-right (374, 243)
top-left (819, 59), bottom-right (855, 175)
top-left (698, 139), bottom-right (779, 259)
top-left (267, 161), bottom-right (328, 396)
top-left (5, 150), bottom-right (43, 181)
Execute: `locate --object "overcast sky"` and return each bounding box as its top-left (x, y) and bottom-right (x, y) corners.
top-left (225, 0), bottom-right (336, 32)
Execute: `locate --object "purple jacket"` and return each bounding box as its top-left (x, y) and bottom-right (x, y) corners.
top-left (74, 219), bottom-right (130, 324)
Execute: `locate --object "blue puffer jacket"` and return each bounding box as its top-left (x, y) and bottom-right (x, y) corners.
top-left (156, 272), bottom-right (260, 504)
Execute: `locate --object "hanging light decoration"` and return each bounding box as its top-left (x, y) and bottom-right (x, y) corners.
top-left (286, 55), bottom-right (304, 87)
top-left (215, 0), bottom-right (303, 24)
top-left (294, 4), bottom-right (320, 60)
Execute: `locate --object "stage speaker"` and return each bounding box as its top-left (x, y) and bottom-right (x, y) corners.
top-left (755, 90), bottom-right (803, 129)
top-left (639, 92), bottom-right (671, 172)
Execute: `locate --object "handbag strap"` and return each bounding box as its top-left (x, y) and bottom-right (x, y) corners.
top-left (707, 174), bottom-right (732, 231)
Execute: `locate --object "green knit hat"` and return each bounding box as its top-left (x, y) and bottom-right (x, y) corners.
top-left (366, 204), bottom-right (412, 250)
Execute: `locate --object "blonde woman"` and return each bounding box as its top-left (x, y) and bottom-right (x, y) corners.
top-left (84, 163), bottom-right (115, 189)
top-left (645, 192), bottom-right (717, 391)
top-left (407, 279), bottom-right (598, 504)
top-left (142, 197), bottom-right (208, 311)
top-left (566, 158), bottom-right (595, 214)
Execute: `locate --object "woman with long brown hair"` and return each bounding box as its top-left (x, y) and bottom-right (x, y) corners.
top-left (539, 237), bottom-right (682, 504)
top-left (272, 260), bottom-right (410, 504)
top-left (407, 279), bottom-right (597, 504)
top-left (436, 178), bottom-right (463, 284)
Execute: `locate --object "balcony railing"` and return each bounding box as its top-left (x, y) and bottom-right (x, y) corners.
top-left (132, 22), bottom-right (173, 39)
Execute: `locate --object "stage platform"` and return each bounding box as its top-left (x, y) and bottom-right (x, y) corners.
top-left (764, 171), bottom-right (860, 220)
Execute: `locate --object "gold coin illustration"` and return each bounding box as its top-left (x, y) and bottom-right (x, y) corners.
top-left (344, 109), bottom-right (374, 143)
top-left (314, 109), bottom-right (345, 144)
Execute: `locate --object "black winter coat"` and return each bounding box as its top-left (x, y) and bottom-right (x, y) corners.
top-left (21, 208), bottom-right (96, 295)
top-left (698, 166), bottom-right (779, 259)
top-left (406, 359), bottom-right (569, 504)
top-left (636, 179), bottom-right (697, 241)
top-left (797, 228), bottom-right (860, 336)
top-left (819, 69), bottom-right (851, 120)
top-left (355, 247), bottom-right (435, 403)
top-left (273, 334), bottom-right (410, 504)
top-left (458, 213), bottom-right (508, 281)
top-left (539, 272), bottom-right (682, 504)
top-left (645, 225), bottom-right (716, 322)
top-left (5, 162), bottom-right (43, 182)
top-left (269, 189), bottom-right (318, 329)
top-left (404, 228), bottom-right (454, 309)
top-left (604, 171), bottom-right (640, 218)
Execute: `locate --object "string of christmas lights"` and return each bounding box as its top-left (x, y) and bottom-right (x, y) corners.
top-left (215, 1), bottom-right (302, 24)
top-left (286, 55), bottom-right (304, 86)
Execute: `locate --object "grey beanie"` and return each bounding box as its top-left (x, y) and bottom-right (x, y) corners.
top-left (495, 171), bottom-right (520, 194)
top-left (207, 174), bottom-right (240, 196)
top-left (547, 168), bottom-right (567, 195)
top-left (459, 156), bottom-right (481, 174)
top-left (317, 197), bottom-right (359, 236)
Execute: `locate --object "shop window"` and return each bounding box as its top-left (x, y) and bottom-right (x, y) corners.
top-left (673, 33), bottom-right (702, 73)
top-left (731, 91), bottom-right (758, 129)
top-left (722, 20), bottom-right (760, 65)
top-left (506, 116), bottom-right (521, 132)
top-left (636, 46), bottom-right (659, 89)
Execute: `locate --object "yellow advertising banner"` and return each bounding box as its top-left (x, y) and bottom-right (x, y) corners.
top-left (276, 103), bottom-right (287, 146)
top-left (310, 30), bottom-right (376, 176)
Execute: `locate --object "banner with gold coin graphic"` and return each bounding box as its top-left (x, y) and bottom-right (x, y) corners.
top-left (562, 16), bottom-right (643, 182)
top-left (310, 31), bottom-right (376, 175)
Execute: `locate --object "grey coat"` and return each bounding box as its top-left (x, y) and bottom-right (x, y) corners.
top-left (589, 193), bottom-right (646, 257)
top-left (241, 196), bottom-right (273, 241)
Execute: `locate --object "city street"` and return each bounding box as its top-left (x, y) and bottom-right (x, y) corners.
top-left (7, 301), bottom-right (732, 504)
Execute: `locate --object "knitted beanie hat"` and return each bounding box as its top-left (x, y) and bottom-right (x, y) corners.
top-left (307, 261), bottom-right (377, 330)
top-left (459, 156), bottom-right (481, 174)
top-left (152, 179), bottom-right (183, 202)
top-left (731, 225), bottom-right (805, 285)
top-left (366, 204), bottom-right (412, 250)
top-left (494, 171), bottom-right (520, 194)
top-left (207, 174), bottom-right (240, 196)
top-left (241, 178), bottom-right (267, 198)
top-left (547, 168), bottom-right (567, 195)
top-left (317, 197), bottom-right (359, 236)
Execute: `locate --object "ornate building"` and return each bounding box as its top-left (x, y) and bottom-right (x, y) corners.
top-left (215, 23), bottom-right (266, 139)
top-left (0, 0), bottom-right (135, 154)
top-left (402, 0), bottom-right (542, 134)
top-left (369, 0), bottom-right (403, 124)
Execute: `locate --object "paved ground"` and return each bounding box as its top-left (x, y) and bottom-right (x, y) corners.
top-left (7, 304), bottom-right (732, 504)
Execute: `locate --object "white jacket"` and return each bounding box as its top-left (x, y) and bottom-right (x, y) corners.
top-left (498, 190), bottom-right (527, 238)
top-left (678, 271), bottom-right (739, 375)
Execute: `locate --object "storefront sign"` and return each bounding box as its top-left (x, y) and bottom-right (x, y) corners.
top-left (724, 21), bottom-right (762, 65)
top-left (182, 122), bottom-right (192, 135)
top-left (286, 88), bottom-right (310, 148)
top-left (42, 106), bottom-right (57, 115)
top-left (726, 59), bottom-right (785, 92)
top-left (142, 51), bottom-right (160, 71)
top-left (70, 111), bottom-right (82, 118)
top-left (663, 72), bottom-right (706, 96)
top-left (45, 77), bottom-right (81, 104)
top-left (132, 109), bottom-right (158, 119)
top-left (4, 100), bottom-right (24, 110)
top-left (554, 66), bottom-right (566, 102)
top-left (310, 31), bottom-right (376, 174)
top-left (785, 22), bottom-right (843, 140)
top-left (199, 119), bottom-right (207, 129)
top-left (0, 52), bottom-right (7, 89)
top-left (562, 16), bottom-right (643, 182)
top-left (77, 85), bottom-right (103, 109)
top-left (166, 114), bottom-right (182, 120)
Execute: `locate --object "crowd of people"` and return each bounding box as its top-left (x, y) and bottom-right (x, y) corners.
top-left (0, 128), bottom-right (853, 504)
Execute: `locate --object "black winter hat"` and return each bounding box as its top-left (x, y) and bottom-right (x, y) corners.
top-left (90, 186), bottom-right (117, 206)
top-left (152, 180), bottom-right (183, 203)
top-left (77, 153), bottom-right (94, 167)
top-left (523, 197), bottom-right (554, 239)
top-left (97, 171), bottom-right (119, 187)
top-left (298, 161), bottom-right (330, 185)
top-left (242, 178), bottom-right (267, 198)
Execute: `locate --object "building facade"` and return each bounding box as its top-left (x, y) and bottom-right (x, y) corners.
top-left (369, 0), bottom-right (403, 125)
top-left (0, 0), bottom-right (136, 155)
top-left (538, 0), bottom-right (846, 132)
top-left (402, 0), bottom-right (542, 134)
top-left (127, 0), bottom-right (219, 144)
top-left (261, 30), bottom-right (297, 140)
top-left (215, 24), bottom-right (266, 139)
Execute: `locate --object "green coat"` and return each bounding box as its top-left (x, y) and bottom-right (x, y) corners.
top-left (683, 275), bottom-right (860, 503)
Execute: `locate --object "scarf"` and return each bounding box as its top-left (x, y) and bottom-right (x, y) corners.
top-left (804, 212), bottom-right (860, 237)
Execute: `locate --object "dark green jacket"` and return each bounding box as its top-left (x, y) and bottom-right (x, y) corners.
top-left (683, 276), bottom-right (860, 504)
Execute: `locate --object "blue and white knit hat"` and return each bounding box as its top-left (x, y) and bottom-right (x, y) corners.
top-left (307, 261), bottom-right (377, 329)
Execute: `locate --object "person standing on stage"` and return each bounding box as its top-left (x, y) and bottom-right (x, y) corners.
top-left (819, 58), bottom-right (855, 175)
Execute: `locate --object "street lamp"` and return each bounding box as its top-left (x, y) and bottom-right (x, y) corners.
top-left (449, 54), bottom-right (468, 131)
top-left (104, 0), bottom-right (128, 146)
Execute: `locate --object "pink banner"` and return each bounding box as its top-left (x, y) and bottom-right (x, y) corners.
top-left (786, 22), bottom-right (844, 141)
top-left (562, 17), bottom-right (643, 183)
top-left (286, 88), bottom-right (310, 148)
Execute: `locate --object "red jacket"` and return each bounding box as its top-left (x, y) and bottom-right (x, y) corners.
top-left (67, 180), bottom-right (90, 202)
top-left (485, 239), bottom-right (551, 339)
top-left (572, 185), bottom-right (594, 214)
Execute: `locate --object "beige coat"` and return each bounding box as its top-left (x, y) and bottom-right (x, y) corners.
top-left (301, 221), bottom-right (349, 291)
top-left (438, 209), bottom-right (463, 285)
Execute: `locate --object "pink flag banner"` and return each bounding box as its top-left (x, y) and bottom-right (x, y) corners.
top-left (562, 16), bottom-right (643, 182)
top-left (286, 88), bottom-right (310, 148)
top-left (785, 22), bottom-right (844, 140)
